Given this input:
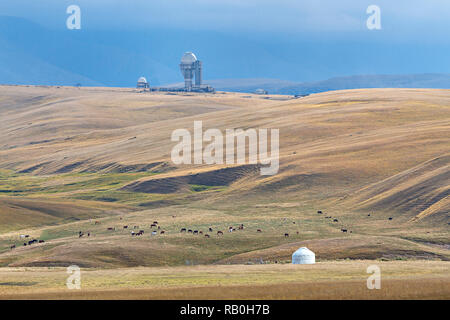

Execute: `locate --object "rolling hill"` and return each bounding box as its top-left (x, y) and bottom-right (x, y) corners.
top-left (0, 85), bottom-right (448, 268)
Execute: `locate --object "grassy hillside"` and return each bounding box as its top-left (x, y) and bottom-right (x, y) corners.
top-left (0, 85), bottom-right (448, 268)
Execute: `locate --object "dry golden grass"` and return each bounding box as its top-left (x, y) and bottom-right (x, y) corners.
top-left (0, 261), bottom-right (448, 299)
top-left (0, 86), bottom-right (448, 283)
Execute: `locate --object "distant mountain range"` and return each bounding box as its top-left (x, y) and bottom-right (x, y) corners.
top-left (203, 74), bottom-right (450, 95)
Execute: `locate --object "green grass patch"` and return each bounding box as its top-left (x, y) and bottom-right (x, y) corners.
top-left (189, 184), bottom-right (225, 192)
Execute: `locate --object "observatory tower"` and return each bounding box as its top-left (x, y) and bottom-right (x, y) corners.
top-left (179, 52), bottom-right (202, 91)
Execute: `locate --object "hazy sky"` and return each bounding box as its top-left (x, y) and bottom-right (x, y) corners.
top-left (1, 0), bottom-right (449, 40)
top-left (0, 1), bottom-right (449, 85)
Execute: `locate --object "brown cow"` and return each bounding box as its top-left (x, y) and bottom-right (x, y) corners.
top-left (257, 229), bottom-right (262, 233)
top-left (205, 234), bottom-right (210, 238)
top-left (10, 244), bottom-right (15, 250)
top-left (217, 231), bottom-right (223, 236)
top-left (160, 230), bottom-right (165, 234)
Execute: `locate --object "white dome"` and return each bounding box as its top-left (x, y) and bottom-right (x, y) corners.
top-left (137, 76), bottom-right (148, 83)
top-left (292, 247), bottom-right (315, 264)
top-left (181, 52), bottom-right (198, 64)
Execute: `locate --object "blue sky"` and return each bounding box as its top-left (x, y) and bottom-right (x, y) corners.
top-left (0, 1), bottom-right (449, 86)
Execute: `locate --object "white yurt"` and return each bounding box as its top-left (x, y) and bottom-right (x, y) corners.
top-left (292, 247), bottom-right (315, 264)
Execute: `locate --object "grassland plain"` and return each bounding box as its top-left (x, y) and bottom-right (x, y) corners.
top-left (0, 261), bottom-right (448, 299)
top-left (0, 85), bottom-right (448, 298)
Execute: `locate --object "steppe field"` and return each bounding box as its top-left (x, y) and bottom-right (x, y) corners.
top-left (0, 85), bottom-right (448, 299)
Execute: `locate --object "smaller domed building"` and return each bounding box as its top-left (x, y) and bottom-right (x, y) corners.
top-left (137, 76), bottom-right (149, 90)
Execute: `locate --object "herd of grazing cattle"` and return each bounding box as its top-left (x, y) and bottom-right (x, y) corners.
top-left (319, 211), bottom-right (353, 233)
top-left (8, 209), bottom-right (392, 250)
top-left (9, 234), bottom-right (45, 250)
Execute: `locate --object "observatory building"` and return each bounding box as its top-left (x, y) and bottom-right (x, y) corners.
top-left (180, 52), bottom-right (202, 91)
top-left (178, 52), bottom-right (214, 92)
top-left (136, 76), bottom-right (149, 90)
top-left (141, 52), bottom-right (214, 93)
top-left (292, 247), bottom-right (315, 264)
